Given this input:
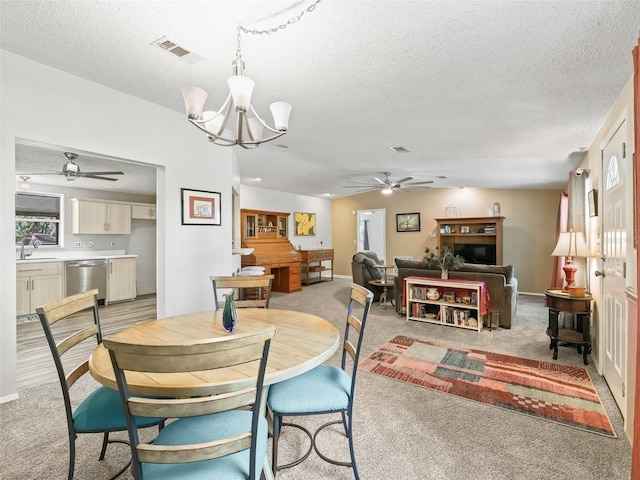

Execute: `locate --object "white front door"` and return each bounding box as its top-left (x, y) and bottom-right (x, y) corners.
top-left (601, 117), bottom-right (627, 414)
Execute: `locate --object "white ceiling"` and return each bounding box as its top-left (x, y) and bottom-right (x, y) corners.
top-left (3, 1), bottom-right (640, 198)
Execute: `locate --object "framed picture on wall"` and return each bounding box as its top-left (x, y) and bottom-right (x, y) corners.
top-left (294, 212), bottom-right (316, 235)
top-left (396, 213), bottom-right (421, 232)
top-left (588, 189), bottom-right (598, 217)
top-left (181, 188), bottom-right (221, 225)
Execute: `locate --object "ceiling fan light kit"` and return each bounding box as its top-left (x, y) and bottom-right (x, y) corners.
top-left (181, 1), bottom-right (321, 149)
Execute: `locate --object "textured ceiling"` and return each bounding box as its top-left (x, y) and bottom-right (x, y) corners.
top-left (3, 0), bottom-right (640, 197)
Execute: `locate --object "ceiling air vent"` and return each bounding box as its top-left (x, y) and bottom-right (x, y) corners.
top-left (390, 146), bottom-right (410, 153)
top-left (150, 36), bottom-right (204, 65)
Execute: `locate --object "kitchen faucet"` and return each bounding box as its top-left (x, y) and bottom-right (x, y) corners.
top-left (19, 236), bottom-right (37, 260)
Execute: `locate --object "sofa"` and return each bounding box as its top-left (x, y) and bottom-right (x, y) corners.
top-left (393, 259), bottom-right (518, 328)
top-left (351, 251), bottom-right (393, 301)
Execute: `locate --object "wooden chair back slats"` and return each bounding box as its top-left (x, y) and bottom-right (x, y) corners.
top-left (350, 285), bottom-right (370, 308)
top-left (36, 289), bottom-right (99, 324)
top-left (344, 341), bottom-right (356, 361)
top-left (66, 361), bottom-right (89, 389)
top-left (211, 276), bottom-right (274, 289)
top-left (211, 274), bottom-right (275, 309)
top-left (128, 388), bottom-right (256, 419)
top-left (136, 434), bottom-right (252, 465)
top-left (104, 329), bottom-right (273, 373)
top-left (57, 324), bottom-right (99, 356)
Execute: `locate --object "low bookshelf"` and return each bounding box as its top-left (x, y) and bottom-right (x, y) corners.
top-left (404, 276), bottom-right (489, 332)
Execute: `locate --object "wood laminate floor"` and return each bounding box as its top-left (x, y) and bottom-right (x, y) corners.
top-left (16, 294), bottom-right (157, 392)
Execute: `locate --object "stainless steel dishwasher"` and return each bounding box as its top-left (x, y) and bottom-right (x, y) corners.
top-left (66, 259), bottom-right (108, 304)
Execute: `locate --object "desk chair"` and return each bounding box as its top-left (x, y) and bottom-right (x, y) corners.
top-left (267, 283), bottom-right (374, 479)
top-left (36, 289), bottom-right (164, 480)
top-left (104, 326), bottom-right (276, 480)
top-left (211, 274), bottom-right (275, 309)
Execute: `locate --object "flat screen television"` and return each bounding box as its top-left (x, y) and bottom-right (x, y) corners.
top-left (454, 243), bottom-right (497, 265)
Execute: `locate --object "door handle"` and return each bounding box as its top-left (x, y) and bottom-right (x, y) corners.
top-left (594, 270), bottom-right (605, 277)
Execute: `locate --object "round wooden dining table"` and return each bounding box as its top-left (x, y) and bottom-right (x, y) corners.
top-left (89, 308), bottom-right (340, 397)
top-left (89, 308), bottom-right (339, 480)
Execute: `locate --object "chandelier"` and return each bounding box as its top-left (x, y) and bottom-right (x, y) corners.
top-left (181, 1), bottom-right (321, 149)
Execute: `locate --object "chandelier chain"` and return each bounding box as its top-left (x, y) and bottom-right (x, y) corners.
top-left (235, 0), bottom-right (322, 58)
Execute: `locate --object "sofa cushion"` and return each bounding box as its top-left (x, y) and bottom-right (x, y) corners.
top-left (394, 258), bottom-right (429, 270)
top-left (459, 263), bottom-right (515, 283)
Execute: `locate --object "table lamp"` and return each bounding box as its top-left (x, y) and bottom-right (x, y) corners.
top-left (551, 230), bottom-right (592, 292)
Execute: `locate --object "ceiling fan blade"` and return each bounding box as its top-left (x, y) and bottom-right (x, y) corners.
top-left (80, 171), bottom-right (124, 176)
top-left (343, 185), bottom-right (378, 188)
top-left (18, 172), bottom-right (63, 176)
top-left (356, 188), bottom-right (378, 193)
top-left (395, 176), bottom-right (413, 184)
top-left (405, 180), bottom-right (434, 185)
top-left (82, 174), bottom-right (120, 181)
top-left (374, 177), bottom-right (386, 185)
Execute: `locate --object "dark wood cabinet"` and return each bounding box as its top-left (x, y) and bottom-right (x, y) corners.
top-left (435, 216), bottom-right (504, 265)
top-left (300, 249), bottom-right (334, 285)
top-left (240, 209), bottom-right (301, 293)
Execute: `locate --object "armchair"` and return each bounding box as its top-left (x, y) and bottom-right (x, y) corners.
top-left (351, 251), bottom-right (390, 301)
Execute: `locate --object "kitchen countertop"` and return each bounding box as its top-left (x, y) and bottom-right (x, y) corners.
top-left (16, 251), bottom-right (138, 264)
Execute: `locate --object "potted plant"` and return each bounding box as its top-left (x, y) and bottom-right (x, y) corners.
top-left (424, 247), bottom-right (465, 279)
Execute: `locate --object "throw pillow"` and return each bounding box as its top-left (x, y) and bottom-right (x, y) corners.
top-left (362, 257), bottom-right (382, 280)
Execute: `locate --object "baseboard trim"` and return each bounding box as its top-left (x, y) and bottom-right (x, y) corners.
top-left (0, 392), bottom-right (19, 404)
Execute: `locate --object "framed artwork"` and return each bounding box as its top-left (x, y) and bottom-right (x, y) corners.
top-left (461, 226), bottom-right (470, 233)
top-left (181, 188), bottom-right (221, 226)
top-left (396, 213), bottom-right (421, 232)
top-left (588, 189), bottom-right (598, 217)
top-left (294, 212), bottom-right (316, 235)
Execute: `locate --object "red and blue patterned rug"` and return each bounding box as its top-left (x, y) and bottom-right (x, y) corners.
top-left (360, 335), bottom-right (616, 437)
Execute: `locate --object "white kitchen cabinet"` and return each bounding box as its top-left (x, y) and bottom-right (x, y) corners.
top-left (131, 203), bottom-right (156, 220)
top-left (107, 257), bottom-right (137, 303)
top-left (71, 198), bottom-right (131, 234)
top-left (16, 262), bottom-right (65, 315)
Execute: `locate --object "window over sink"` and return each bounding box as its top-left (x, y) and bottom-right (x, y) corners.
top-left (15, 192), bottom-right (63, 247)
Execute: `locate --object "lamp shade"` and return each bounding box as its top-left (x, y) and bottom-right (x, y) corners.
top-left (270, 102), bottom-right (292, 131)
top-left (551, 231), bottom-right (592, 258)
top-left (227, 75), bottom-right (255, 111)
top-left (203, 112), bottom-right (224, 135)
top-left (181, 86), bottom-right (208, 118)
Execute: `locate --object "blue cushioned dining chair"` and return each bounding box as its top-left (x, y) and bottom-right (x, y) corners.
top-left (104, 326), bottom-right (276, 480)
top-left (37, 289), bottom-right (164, 480)
top-left (267, 283), bottom-right (374, 479)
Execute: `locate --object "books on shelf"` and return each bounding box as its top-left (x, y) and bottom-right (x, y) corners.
top-left (410, 286), bottom-right (477, 306)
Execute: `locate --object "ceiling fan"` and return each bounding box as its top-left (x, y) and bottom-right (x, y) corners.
top-left (19, 152), bottom-right (124, 182)
top-left (343, 172), bottom-right (433, 194)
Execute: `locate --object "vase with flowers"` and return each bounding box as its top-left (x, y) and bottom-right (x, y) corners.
top-left (424, 247), bottom-right (465, 279)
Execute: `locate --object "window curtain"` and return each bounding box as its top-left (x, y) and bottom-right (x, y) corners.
top-left (551, 169), bottom-right (589, 289)
top-left (551, 191), bottom-right (569, 288)
top-left (363, 219), bottom-right (370, 251)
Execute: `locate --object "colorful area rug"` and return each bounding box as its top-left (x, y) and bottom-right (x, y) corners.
top-left (360, 335), bottom-right (616, 438)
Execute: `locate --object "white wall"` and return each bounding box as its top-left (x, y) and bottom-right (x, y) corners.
top-left (240, 185), bottom-right (332, 249)
top-left (1, 51), bottom-right (234, 401)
